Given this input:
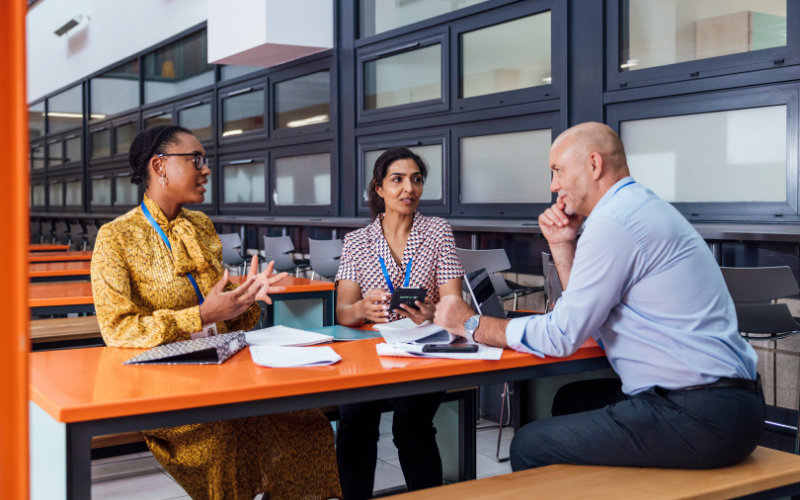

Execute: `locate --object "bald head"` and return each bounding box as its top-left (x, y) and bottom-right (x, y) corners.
top-left (552, 122), bottom-right (628, 173)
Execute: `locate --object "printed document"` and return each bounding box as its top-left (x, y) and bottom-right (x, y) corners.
top-left (376, 342), bottom-right (503, 361)
top-left (245, 325), bottom-right (333, 347)
top-left (250, 346), bottom-right (342, 368)
top-left (374, 318), bottom-right (457, 344)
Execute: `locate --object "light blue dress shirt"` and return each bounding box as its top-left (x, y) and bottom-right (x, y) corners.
top-left (506, 177), bottom-right (758, 395)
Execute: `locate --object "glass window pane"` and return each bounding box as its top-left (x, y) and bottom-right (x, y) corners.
top-left (47, 85), bottom-right (83, 134)
top-left (462, 12), bottom-right (551, 98)
top-left (29, 102), bottom-right (45, 140)
top-left (48, 141), bottom-right (62, 167)
top-left (179, 103), bottom-right (212, 141)
top-left (222, 90), bottom-right (264, 136)
top-left (91, 129), bottom-right (111, 159)
top-left (32, 184), bottom-right (45, 206)
top-left (360, 0), bottom-right (488, 37)
top-left (65, 136), bottom-right (81, 164)
top-left (460, 129), bottom-right (552, 203)
top-left (274, 153), bottom-right (331, 206)
top-left (49, 182), bottom-right (63, 207)
top-left (144, 29), bottom-right (214, 104)
top-left (621, 106), bottom-right (786, 202)
top-left (621, 0), bottom-right (786, 72)
top-left (115, 122), bottom-right (137, 155)
top-left (145, 113), bottom-right (172, 130)
top-left (115, 176), bottom-right (138, 205)
top-left (90, 60), bottom-right (140, 119)
top-left (202, 162), bottom-right (213, 204)
top-left (65, 181), bottom-right (82, 206)
top-left (364, 144), bottom-right (443, 202)
top-left (224, 162), bottom-right (265, 203)
top-left (31, 146), bottom-right (45, 170)
top-left (220, 65), bottom-right (261, 80)
top-left (91, 178), bottom-right (111, 205)
top-left (365, 45), bottom-right (441, 110)
top-left (275, 71), bottom-right (331, 129)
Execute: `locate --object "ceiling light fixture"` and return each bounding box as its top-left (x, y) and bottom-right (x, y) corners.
top-left (54, 15), bottom-right (87, 37)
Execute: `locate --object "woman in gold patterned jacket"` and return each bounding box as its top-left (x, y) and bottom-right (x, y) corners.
top-left (90, 125), bottom-right (341, 500)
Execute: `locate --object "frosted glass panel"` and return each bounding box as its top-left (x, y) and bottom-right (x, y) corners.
top-left (32, 185), bottom-right (45, 206)
top-left (365, 45), bottom-right (441, 110)
top-left (179, 103), bottom-right (212, 141)
top-left (29, 102), bottom-right (45, 140)
top-left (31, 146), bottom-right (44, 170)
top-left (92, 129), bottom-right (111, 159)
top-left (145, 113), bottom-right (172, 130)
top-left (224, 162), bottom-right (266, 203)
top-left (462, 12), bottom-right (551, 98)
top-left (48, 141), bottom-right (62, 167)
top-left (115, 176), bottom-right (138, 205)
top-left (48, 85), bottom-right (83, 133)
top-left (274, 153), bottom-right (331, 206)
top-left (115, 122), bottom-right (137, 155)
top-left (49, 183), bottom-right (63, 207)
top-left (621, 0), bottom-right (786, 72)
top-left (275, 71), bottom-right (331, 129)
top-left (364, 144), bottom-right (443, 202)
top-left (91, 59), bottom-right (139, 118)
top-left (66, 181), bottom-right (82, 206)
top-left (223, 90), bottom-right (265, 136)
top-left (460, 129), bottom-right (552, 203)
top-left (92, 178), bottom-right (111, 205)
top-left (65, 136), bottom-right (81, 164)
top-left (360, 0), bottom-right (488, 37)
top-left (202, 168), bottom-right (213, 204)
top-left (622, 106), bottom-right (786, 202)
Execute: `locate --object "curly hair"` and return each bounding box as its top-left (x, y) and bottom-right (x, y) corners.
top-left (368, 146), bottom-right (428, 220)
top-left (128, 125), bottom-right (192, 187)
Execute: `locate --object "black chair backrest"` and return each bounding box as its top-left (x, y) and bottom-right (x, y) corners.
top-left (720, 267), bottom-right (800, 303)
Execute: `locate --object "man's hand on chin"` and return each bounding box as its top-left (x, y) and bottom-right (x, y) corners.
top-left (433, 295), bottom-right (475, 338)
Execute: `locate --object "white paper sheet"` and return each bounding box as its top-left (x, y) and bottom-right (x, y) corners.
top-left (250, 346), bottom-right (342, 368)
top-left (376, 342), bottom-right (503, 361)
top-left (245, 325), bottom-right (333, 347)
top-left (374, 319), bottom-right (452, 344)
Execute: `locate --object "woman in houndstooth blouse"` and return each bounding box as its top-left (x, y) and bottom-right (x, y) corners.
top-left (335, 146), bottom-right (465, 500)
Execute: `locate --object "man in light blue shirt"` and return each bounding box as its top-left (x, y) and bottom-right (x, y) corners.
top-left (435, 122), bottom-right (764, 470)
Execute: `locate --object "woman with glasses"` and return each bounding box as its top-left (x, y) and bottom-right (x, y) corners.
top-left (90, 125), bottom-right (341, 500)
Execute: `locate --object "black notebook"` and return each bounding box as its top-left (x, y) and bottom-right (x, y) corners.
top-left (123, 331), bottom-right (248, 365)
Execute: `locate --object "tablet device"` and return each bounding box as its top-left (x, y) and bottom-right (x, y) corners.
top-left (390, 287), bottom-right (427, 311)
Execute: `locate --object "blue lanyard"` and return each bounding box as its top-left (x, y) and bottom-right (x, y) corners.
top-left (614, 180), bottom-right (636, 196)
top-left (140, 201), bottom-right (204, 305)
top-left (378, 256), bottom-right (412, 295)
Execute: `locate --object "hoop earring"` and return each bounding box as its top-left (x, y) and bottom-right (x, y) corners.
top-left (159, 171), bottom-right (167, 187)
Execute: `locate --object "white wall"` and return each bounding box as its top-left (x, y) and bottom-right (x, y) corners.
top-left (26, 0), bottom-right (208, 103)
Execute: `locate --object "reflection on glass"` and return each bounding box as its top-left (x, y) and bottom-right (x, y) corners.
top-left (47, 85), bottom-right (83, 133)
top-left (65, 136), bottom-right (81, 164)
top-left (364, 144), bottom-right (442, 202)
top-left (220, 65), bottom-right (262, 81)
top-left (143, 29), bottom-right (214, 104)
top-left (460, 129), bottom-right (552, 203)
top-left (622, 106), bottom-right (786, 202)
top-left (91, 60), bottom-right (139, 118)
top-left (32, 184), bottom-right (45, 206)
top-left (145, 113), bottom-right (172, 130)
top-left (462, 12), bottom-right (551, 98)
top-left (48, 141), bottom-right (63, 167)
top-left (274, 153), bottom-right (331, 206)
top-left (360, 0), bottom-right (488, 37)
top-left (49, 182), bottom-right (63, 207)
top-left (115, 176), bottom-right (138, 205)
top-left (115, 122), bottom-right (137, 155)
top-left (31, 145), bottom-right (45, 170)
top-left (223, 90), bottom-right (264, 136)
top-left (29, 102), bottom-right (45, 140)
top-left (224, 162), bottom-right (265, 203)
top-left (179, 103), bottom-right (212, 141)
top-left (202, 168), bottom-right (213, 204)
top-left (92, 129), bottom-right (111, 159)
top-left (365, 45), bottom-right (441, 110)
top-left (275, 71), bottom-right (331, 129)
top-left (92, 178), bottom-right (112, 205)
top-left (66, 181), bottom-right (82, 206)
top-left (621, 0), bottom-right (786, 72)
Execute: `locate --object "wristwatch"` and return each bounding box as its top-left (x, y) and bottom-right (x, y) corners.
top-left (464, 314), bottom-right (481, 343)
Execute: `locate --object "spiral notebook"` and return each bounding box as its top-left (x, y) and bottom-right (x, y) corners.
top-left (123, 331), bottom-right (248, 365)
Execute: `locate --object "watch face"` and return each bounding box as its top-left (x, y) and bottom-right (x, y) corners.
top-left (465, 316), bottom-right (479, 331)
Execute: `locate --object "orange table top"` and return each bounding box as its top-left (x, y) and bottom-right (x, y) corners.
top-left (29, 338), bottom-right (605, 423)
top-left (29, 261), bottom-right (91, 277)
top-left (29, 251), bottom-right (92, 262)
top-left (30, 244), bottom-right (69, 252)
top-left (29, 282), bottom-right (94, 308)
top-left (230, 274), bottom-right (335, 293)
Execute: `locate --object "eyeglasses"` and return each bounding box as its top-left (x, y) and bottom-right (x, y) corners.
top-left (157, 153), bottom-right (209, 170)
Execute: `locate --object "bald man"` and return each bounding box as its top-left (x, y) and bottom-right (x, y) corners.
top-left (435, 122), bottom-right (763, 470)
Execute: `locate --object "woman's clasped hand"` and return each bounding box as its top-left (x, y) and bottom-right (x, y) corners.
top-left (356, 289), bottom-right (436, 325)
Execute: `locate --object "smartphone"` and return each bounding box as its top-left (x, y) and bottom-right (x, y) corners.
top-left (422, 344), bottom-right (479, 353)
top-left (390, 287), bottom-right (427, 311)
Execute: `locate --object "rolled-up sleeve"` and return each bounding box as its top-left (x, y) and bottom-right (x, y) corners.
top-left (504, 217), bottom-right (643, 357)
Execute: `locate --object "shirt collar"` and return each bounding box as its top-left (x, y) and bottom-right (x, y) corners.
top-left (585, 176), bottom-right (634, 226)
top-left (370, 211), bottom-right (422, 271)
top-left (142, 193), bottom-right (187, 229)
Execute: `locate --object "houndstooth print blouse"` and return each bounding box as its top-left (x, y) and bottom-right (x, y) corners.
top-left (336, 211), bottom-right (465, 322)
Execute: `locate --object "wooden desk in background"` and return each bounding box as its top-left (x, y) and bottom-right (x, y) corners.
top-left (29, 261), bottom-right (91, 283)
top-left (231, 274), bottom-right (336, 328)
top-left (29, 251), bottom-right (92, 263)
top-left (29, 282), bottom-right (94, 317)
top-left (30, 316), bottom-right (103, 351)
top-left (30, 244), bottom-right (69, 252)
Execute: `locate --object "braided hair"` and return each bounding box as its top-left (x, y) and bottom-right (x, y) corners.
top-left (128, 125), bottom-right (192, 187)
top-left (369, 146), bottom-right (428, 220)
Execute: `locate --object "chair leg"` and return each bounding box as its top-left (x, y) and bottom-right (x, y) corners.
top-left (513, 293), bottom-right (519, 311)
top-left (295, 267), bottom-right (300, 278)
top-left (496, 383), bottom-right (510, 463)
top-left (311, 271), bottom-right (316, 281)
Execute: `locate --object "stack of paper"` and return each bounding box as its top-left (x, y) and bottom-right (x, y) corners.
top-left (374, 318), bottom-right (458, 345)
top-left (250, 346), bottom-right (342, 368)
top-left (376, 343), bottom-right (503, 361)
top-left (245, 325), bottom-right (333, 347)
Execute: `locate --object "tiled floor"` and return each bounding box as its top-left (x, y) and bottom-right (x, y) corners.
top-left (89, 414), bottom-right (514, 499)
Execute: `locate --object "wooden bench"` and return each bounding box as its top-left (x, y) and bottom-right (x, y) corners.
top-left (29, 316), bottom-right (104, 351)
top-left (393, 446), bottom-right (800, 500)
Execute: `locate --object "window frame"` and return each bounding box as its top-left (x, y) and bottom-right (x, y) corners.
top-left (218, 78), bottom-right (269, 145)
top-left (184, 155), bottom-right (216, 214)
top-left (113, 170), bottom-right (141, 212)
top-left (62, 132), bottom-right (83, 168)
top-left (29, 98), bottom-right (47, 140)
top-left (175, 92), bottom-right (215, 147)
top-left (31, 175), bottom-right (46, 210)
top-left (606, 83), bottom-right (800, 220)
top-left (89, 55), bottom-right (142, 123)
top-left (88, 122), bottom-right (114, 165)
top-left (47, 178), bottom-right (64, 212)
top-left (142, 104), bottom-right (176, 131)
top-left (61, 169), bottom-right (85, 212)
top-left (45, 83), bottom-right (84, 137)
top-left (218, 150), bottom-right (270, 215)
top-left (111, 113), bottom-right (139, 161)
top-left (357, 129), bottom-right (450, 217)
top-left (451, 112), bottom-right (560, 218)
top-left (270, 141), bottom-right (338, 216)
top-left (606, 0), bottom-right (800, 92)
top-left (88, 170), bottom-right (114, 213)
top-left (30, 141), bottom-right (46, 172)
top-left (46, 137), bottom-right (64, 170)
top-left (270, 59), bottom-right (334, 140)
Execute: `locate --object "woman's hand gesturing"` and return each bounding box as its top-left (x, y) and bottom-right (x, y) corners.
top-left (250, 255), bottom-right (288, 304)
top-left (395, 297), bottom-right (435, 325)
top-left (198, 269), bottom-right (262, 325)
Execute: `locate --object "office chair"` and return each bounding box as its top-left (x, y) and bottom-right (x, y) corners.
top-left (30, 221), bottom-right (43, 244)
top-left (308, 238), bottom-right (343, 281)
top-left (54, 221), bottom-right (71, 246)
top-left (84, 224), bottom-right (99, 250)
top-left (457, 248), bottom-right (543, 310)
top-left (720, 266), bottom-right (800, 454)
top-left (69, 223), bottom-right (87, 251)
top-left (218, 233), bottom-right (247, 276)
top-left (263, 236), bottom-right (309, 277)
